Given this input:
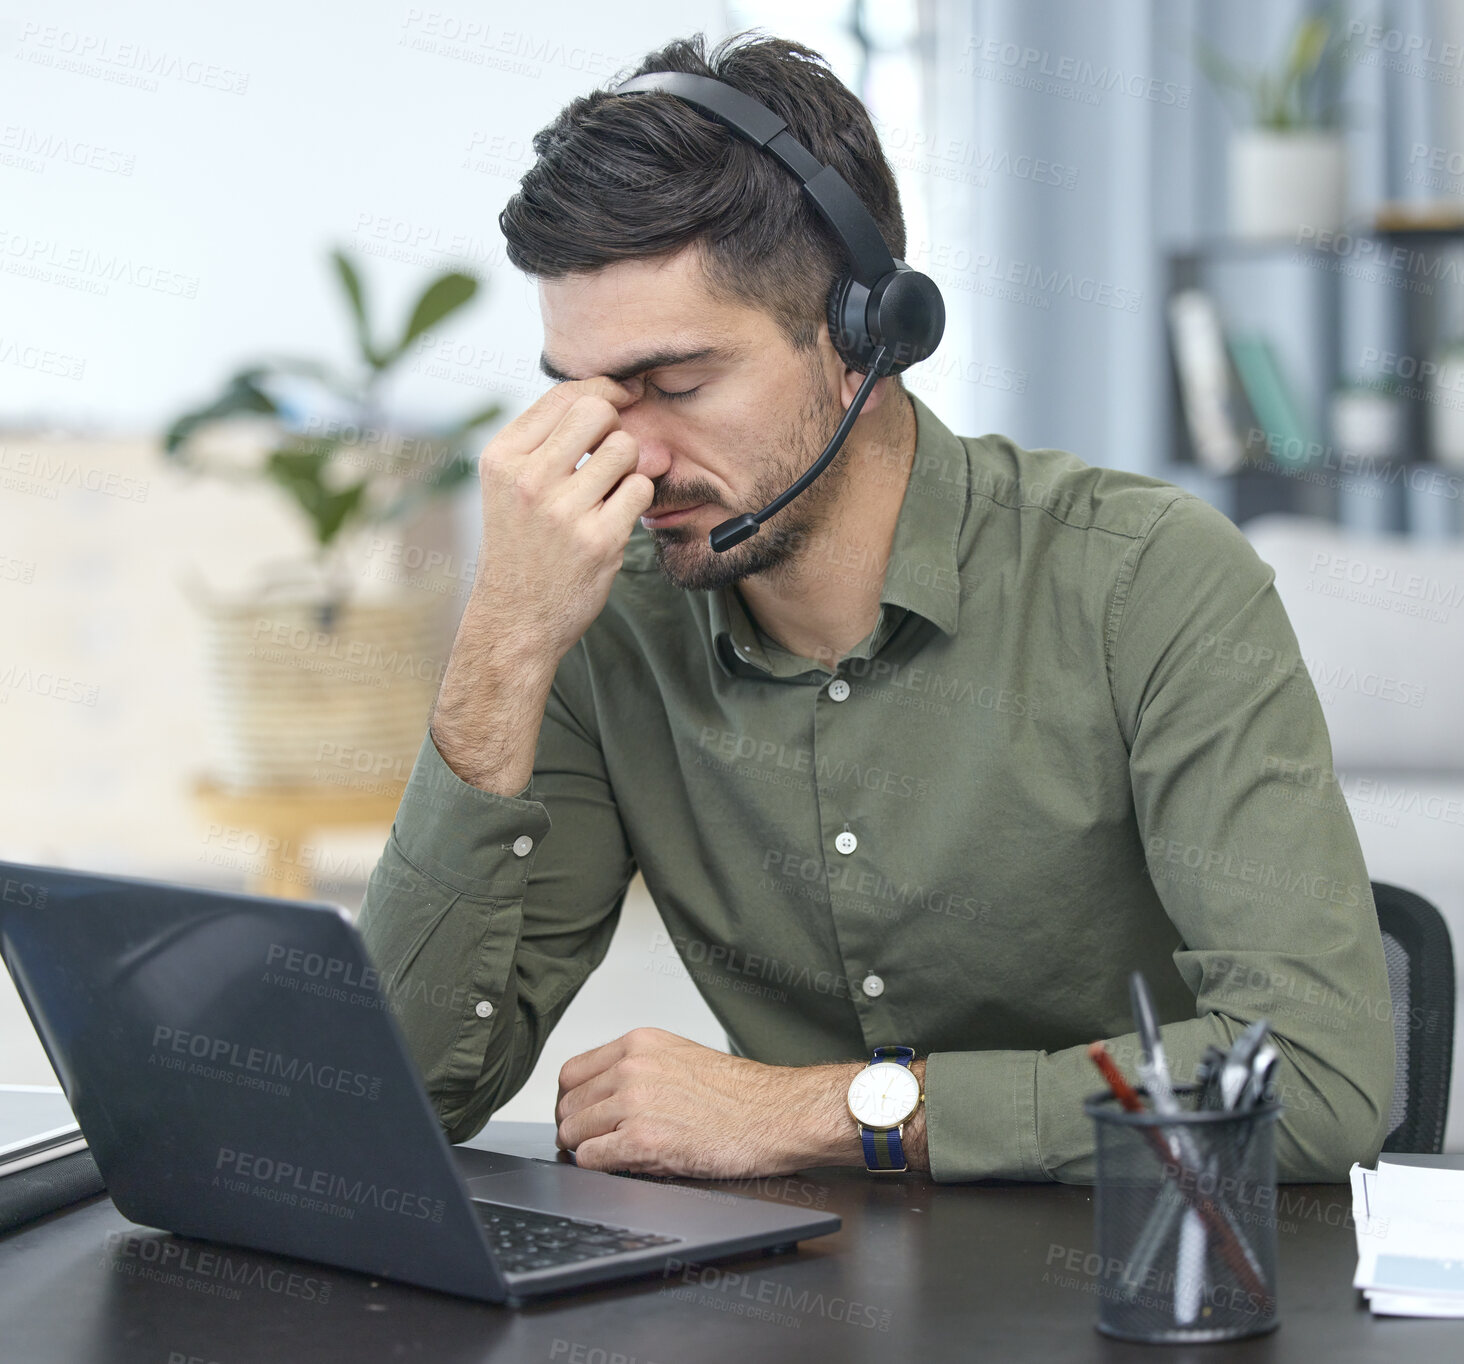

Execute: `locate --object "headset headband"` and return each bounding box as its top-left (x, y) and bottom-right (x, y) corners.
top-left (608, 71), bottom-right (896, 288)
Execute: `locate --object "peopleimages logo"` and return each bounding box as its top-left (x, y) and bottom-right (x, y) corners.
top-left (101, 1230), bottom-right (332, 1303)
top-left (150, 1025), bottom-right (382, 1100)
top-left (0, 876), bottom-right (47, 906)
top-left (265, 942), bottom-right (380, 989)
top-left (261, 940), bottom-right (473, 1015)
top-left (214, 1147), bottom-right (445, 1223)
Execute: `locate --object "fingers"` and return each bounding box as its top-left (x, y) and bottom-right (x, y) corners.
top-left (555, 1095), bottom-right (630, 1153)
top-left (496, 376), bottom-right (634, 463)
top-left (557, 1028), bottom-right (680, 1100)
top-left (554, 1064), bottom-right (619, 1129)
top-left (569, 1127), bottom-right (646, 1173)
top-left (598, 464), bottom-right (657, 540)
top-left (536, 394), bottom-right (631, 481)
top-left (559, 428), bottom-right (646, 518)
top-left (557, 1033), bottom-right (631, 1097)
top-left (570, 1124), bottom-right (712, 1178)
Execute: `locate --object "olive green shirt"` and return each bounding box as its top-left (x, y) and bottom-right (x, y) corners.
top-left (357, 391), bottom-right (1394, 1183)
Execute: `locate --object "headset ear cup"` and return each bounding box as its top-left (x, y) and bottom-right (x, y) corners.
top-left (825, 270), bottom-right (869, 372)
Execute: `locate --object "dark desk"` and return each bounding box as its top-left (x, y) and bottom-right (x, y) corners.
top-left (0, 1121), bottom-right (1453, 1363)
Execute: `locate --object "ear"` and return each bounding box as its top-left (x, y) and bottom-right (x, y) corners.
top-left (838, 361), bottom-right (895, 414)
top-left (818, 316), bottom-right (896, 415)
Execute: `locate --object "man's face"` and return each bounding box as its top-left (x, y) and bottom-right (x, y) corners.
top-left (537, 245), bottom-right (846, 594)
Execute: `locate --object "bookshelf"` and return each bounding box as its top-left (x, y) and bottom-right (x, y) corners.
top-left (1161, 225), bottom-right (1463, 538)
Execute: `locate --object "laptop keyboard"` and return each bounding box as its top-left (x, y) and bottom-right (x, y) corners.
top-left (474, 1202), bottom-right (682, 1274)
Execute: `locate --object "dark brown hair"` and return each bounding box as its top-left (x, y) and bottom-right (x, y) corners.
top-left (498, 29), bottom-right (907, 376)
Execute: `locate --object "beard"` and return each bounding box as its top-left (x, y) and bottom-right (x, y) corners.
top-left (644, 357), bottom-right (848, 595)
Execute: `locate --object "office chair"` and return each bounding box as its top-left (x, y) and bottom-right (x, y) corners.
top-left (1373, 881), bottom-right (1455, 1154)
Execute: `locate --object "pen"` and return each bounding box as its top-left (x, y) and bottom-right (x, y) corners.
top-left (1219, 1019), bottom-right (1273, 1109)
top-left (1121, 1035), bottom-right (1276, 1302)
top-left (1195, 1044), bottom-right (1228, 1109)
top-left (1087, 1041), bottom-right (1273, 1310)
top-left (1241, 1043), bottom-right (1278, 1114)
top-left (1130, 970), bottom-right (1215, 1320)
top-left (1234, 1042), bottom-right (1278, 1166)
top-left (1175, 1206), bottom-right (1206, 1324)
top-left (1118, 1019), bottom-right (1279, 1307)
top-left (1129, 971), bottom-right (1178, 1114)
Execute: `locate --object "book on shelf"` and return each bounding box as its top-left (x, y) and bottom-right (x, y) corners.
top-left (1166, 288), bottom-right (1259, 474)
top-left (1226, 333), bottom-right (1315, 469)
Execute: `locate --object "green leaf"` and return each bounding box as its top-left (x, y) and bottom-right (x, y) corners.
top-left (1192, 10), bottom-right (1350, 131)
top-left (1274, 16), bottom-right (1328, 128)
top-left (160, 244), bottom-right (508, 543)
top-left (164, 367), bottom-right (278, 458)
top-left (311, 482), bottom-right (370, 546)
top-left (262, 443), bottom-right (370, 547)
top-left (384, 272), bottom-right (479, 367)
top-left (1284, 16), bottom-right (1331, 89)
top-left (332, 248), bottom-right (382, 370)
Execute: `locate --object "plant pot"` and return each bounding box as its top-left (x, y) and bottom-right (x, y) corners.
top-left (1330, 387), bottom-right (1404, 462)
top-left (185, 573), bottom-right (452, 793)
top-left (1229, 129), bottom-right (1346, 240)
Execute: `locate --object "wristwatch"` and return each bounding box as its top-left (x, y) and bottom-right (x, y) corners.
top-left (846, 1044), bottom-right (923, 1172)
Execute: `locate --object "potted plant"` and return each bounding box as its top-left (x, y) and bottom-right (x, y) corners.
top-left (1195, 6), bottom-right (1357, 240)
top-left (164, 248), bottom-right (504, 791)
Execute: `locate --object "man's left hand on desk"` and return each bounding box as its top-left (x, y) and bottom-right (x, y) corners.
top-left (553, 1026), bottom-right (929, 1178)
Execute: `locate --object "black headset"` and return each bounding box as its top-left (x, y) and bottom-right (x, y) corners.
top-left (605, 70), bottom-right (945, 552)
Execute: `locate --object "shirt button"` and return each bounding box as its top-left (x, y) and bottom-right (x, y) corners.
top-left (862, 974), bottom-right (885, 998)
top-left (827, 678), bottom-right (850, 702)
top-left (475, 1000), bottom-right (494, 1018)
top-left (835, 830), bottom-right (857, 855)
top-left (512, 835), bottom-right (534, 857)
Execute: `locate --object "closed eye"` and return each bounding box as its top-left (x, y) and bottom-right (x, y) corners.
top-left (647, 380), bottom-right (701, 402)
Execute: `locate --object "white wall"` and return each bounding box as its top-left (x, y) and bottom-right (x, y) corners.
top-left (2, 0), bottom-right (723, 433)
top-left (0, 0), bottom-right (739, 1109)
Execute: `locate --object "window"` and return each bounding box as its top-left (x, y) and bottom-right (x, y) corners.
top-left (721, 2), bottom-right (931, 262)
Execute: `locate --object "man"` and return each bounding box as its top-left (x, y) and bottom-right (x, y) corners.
top-left (358, 31), bottom-right (1394, 1184)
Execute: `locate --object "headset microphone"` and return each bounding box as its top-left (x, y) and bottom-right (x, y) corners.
top-left (606, 70), bottom-right (945, 553)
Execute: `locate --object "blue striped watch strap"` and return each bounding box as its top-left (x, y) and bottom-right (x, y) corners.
top-left (859, 1046), bottom-right (916, 1172)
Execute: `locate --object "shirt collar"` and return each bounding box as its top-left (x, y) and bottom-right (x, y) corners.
top-left (708, 389), bottom-right (968, 677)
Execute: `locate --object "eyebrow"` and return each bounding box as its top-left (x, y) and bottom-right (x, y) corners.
top-left (537, 344), bottom-right (735, 384)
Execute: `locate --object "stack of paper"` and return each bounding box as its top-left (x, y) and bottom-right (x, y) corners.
top-left (1350, 1155), bottom-right (1464, 1317)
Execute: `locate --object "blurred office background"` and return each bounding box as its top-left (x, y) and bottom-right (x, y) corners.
top-left (4, 0), bottom-right (1463, 1145)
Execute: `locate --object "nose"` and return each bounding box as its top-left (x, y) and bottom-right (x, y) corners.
top-left (613, 397), bottom-right (673, 484)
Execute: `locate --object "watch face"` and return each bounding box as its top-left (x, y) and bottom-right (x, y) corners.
top-left (847, 1061), bottom-right (920, 1129)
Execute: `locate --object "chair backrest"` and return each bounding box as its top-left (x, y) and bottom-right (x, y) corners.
top-left (1374, 880), bottom-right (1455, 1153)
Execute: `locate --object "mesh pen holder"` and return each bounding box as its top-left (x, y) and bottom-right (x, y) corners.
top-left (1083, 1085), bottom-right (1282, 1344)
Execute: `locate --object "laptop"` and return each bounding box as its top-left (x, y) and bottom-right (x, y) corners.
top-left (0, 859), bottom-right (840, 1304)
top-left (0, 1086), bottom-right (86, 1176)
